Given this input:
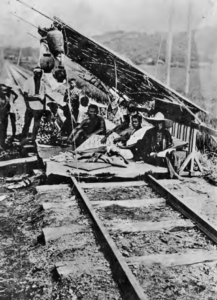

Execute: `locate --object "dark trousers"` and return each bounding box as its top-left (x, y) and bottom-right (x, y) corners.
top-left (71, 129), bottom-right (87, 148)
top-left (0, 113), bottom-right (8, 148)
top-left (22, 108), bottom-right (43, 140)
top-left (61, 109), bottom-right (78, 136)
top-left (7, 113), bottom-right (16, 137)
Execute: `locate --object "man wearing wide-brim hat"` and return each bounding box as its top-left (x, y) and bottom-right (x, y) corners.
top-left (135, 112), bottom-right (186, 178)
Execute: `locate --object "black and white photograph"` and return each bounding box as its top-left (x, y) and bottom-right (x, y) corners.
top-left (0, 0), bottom-right (217, 299)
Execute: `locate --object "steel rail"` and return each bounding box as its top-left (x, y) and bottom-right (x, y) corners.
top-left (146, 174), bottom-right (217, 244)
top-left (71, 176), bottom-right (148, 300)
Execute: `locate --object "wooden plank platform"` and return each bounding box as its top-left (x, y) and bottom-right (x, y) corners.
top-left (46, 161), bottom-right (167, 182)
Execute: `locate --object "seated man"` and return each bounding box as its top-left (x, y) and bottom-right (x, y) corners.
top-left (135, 113), bottom-right (186, 178)
top-left (68, 104), bottom-right (106, 148)
top-left (114, 114), bottom-right (145, 160)
top-left (101, 114), bottom-right (130, 144)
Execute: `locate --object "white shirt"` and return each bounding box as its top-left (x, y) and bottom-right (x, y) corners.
top-left (23, 76), bottom-right (46, 110)
top-left (126, 126), bottom-right (152, 146)
top-left (77, 105), bottom-right (88, 123)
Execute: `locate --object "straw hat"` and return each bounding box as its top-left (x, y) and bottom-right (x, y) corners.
top-left (144, 112), bottom-right (173, 128)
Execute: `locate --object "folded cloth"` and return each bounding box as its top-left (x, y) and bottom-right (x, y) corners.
top-left (98, 154), bottom-right (128, 168)
top-left (107, 145), bottom-right (133, 160)
top-left (75, 133), bottom-right (120, 152)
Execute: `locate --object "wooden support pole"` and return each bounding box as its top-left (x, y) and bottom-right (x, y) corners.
top-left (166, 0), bottom-right (175, 86)
top-left (190, 129), bottom-right (197, 172)
top-left (185, 0), bottom-right (192, 96)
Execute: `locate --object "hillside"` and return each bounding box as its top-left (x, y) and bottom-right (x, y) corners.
top-left (93, 27), bottom-right (217, 66)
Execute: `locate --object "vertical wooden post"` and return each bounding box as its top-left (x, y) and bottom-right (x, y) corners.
top-left (180, 124), bottom-right (184, 141)
top-left (185, 0), bottom-right (192, 96)
top-left (190, 128), bottom-right (197, 172)
top-left (174, 123), bottom-right (178, 138)
top-left (166, 0), bottom-right (175, 86)
top-left (17, 48), bottom-right (22, 66)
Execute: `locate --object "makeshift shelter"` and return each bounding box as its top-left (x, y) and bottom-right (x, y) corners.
top-left (53, 16), bottom-right (217, 176)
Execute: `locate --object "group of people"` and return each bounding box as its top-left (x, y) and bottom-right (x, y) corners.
top-left (21, 67), bottom-right (105, 148)
top-left (0, 66), bottom-right (187, 177)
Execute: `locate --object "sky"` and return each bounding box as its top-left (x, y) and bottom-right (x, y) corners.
top-left (0, 0), bottom-right (216, 47)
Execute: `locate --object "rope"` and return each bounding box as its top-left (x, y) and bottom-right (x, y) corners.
top-left (62, 25), bottom-right (80, 180)
top-left (114, 60), bottom-right (118, 90)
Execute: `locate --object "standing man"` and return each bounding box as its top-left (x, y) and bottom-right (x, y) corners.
top-left (68, 104), bottom-right (106, 148)
top-left (63, 78), bottom-right (80, 121)
top-left (4, 82), bottom-right (18, 139)
top-left (22, 67), bottom-right (46, 142)
top-left (0, 84), bottom-right (10, 149)
top-left (61, 78), bottom-right (80, 135)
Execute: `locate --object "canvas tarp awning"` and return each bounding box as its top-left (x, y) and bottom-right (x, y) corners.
top-left (54, 16), bottom-right (207, 120)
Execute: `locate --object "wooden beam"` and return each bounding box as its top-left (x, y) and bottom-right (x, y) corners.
top-left (110, 219), bottom-right (194, 233)
top-left (91, 198), bottom-right (165, 208)
top-left (80, 181), bottom-right (147, 189)
top-left (127, 250), bottom-right (217, 268)
top-left (191, 122), bottom-right (217, 138)
top-left (0, 156), bottom-right (37, 168)
top-left (185, 0), bottom-right (192, 96)
top-left (42, 225), bottom-right (88, 243)
top-left (166, 0), bottom-right (175, 86)
top-left (36, 184), bottom-right (70, 193)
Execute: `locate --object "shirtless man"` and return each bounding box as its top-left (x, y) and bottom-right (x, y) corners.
top-left (68, 104), bottom-right (106, 148)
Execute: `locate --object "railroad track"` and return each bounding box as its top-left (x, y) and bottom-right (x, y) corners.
top-left (2, 61), bottom-right (217, 300)
top-left (6, 63), bottom-right (29, 92)
top-left (68, 175), bottom-right (217, 300)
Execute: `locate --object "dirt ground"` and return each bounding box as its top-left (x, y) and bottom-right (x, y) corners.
top-left (84, 186), bottom-right (161, 201)
top-left (0, 182), bottom-right (123, 300)
top-left (84, 184), bottom-right (217, 300)
top-left (132, 262), bottom-right (217, 300)
top-left (160, 178), bottom-right (217, 228)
